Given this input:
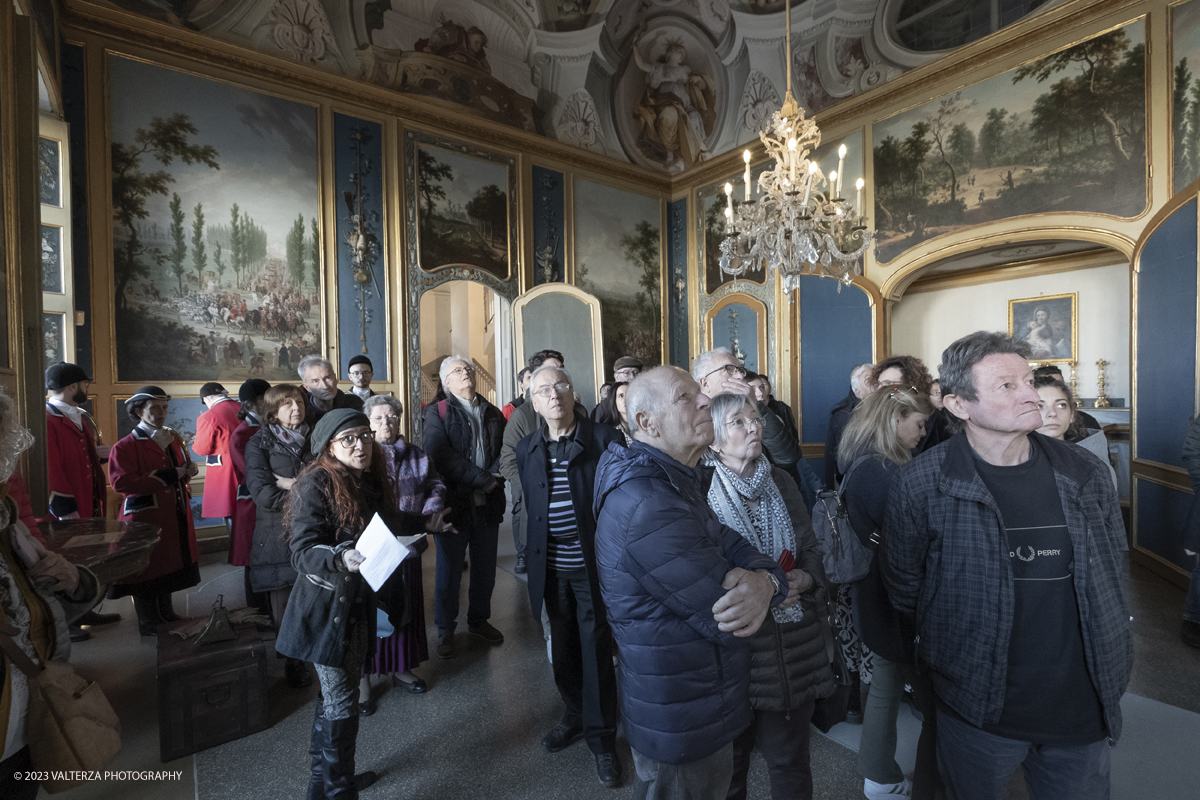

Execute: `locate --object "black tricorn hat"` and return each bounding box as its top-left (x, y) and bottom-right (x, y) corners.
top-left (125, 386), bottom-right (172, 406)
top-left (199, 382), bottom-right (227, 398)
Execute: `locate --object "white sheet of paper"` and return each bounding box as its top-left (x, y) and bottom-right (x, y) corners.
top-left (355, 513), bottom-right (408, 591)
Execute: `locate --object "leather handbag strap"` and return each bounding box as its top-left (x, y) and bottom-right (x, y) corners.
top-left (816, 596), bottom-right (854, 686)
top-left (0, 622), bottom-right (43, 679)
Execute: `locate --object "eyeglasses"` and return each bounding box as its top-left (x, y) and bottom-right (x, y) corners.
top-left (725, 415), bottom-right (763, 431)
top-left (335, 432), bottom-right (374, 449)
top-left (447, 366), bottom-right (475, 378)
top-left (349, 369), bottom-right (373, 378)
top-left (370, 414), bottom-right (400, 424)
top-left (703, 364), bottom-right (747, 382)
top-left (614, 368), bottom-right (640, 380)
top-left (533, 382), bottom-right (572, 398)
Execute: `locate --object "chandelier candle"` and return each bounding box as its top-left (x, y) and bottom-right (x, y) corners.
top-left (837, 144), bottom-right (847, 197)
top-left (802, 162), bottom-right (817, 207)
top-left (856, 178), bottom-right (864, 212)
top-left (744, 150), bottom-right (752, 201)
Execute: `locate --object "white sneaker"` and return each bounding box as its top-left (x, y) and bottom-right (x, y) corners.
top-left (863, 778), bottom-right (911, 799)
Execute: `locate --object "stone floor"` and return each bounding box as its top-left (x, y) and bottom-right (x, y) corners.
top-left (42, 537), bottom-right (1200, 799)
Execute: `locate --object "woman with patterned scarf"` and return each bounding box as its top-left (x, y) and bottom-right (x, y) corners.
top-left (702, 392), bottom-right (834, 800)
top-left (0, 389), bottom-right (99, 800)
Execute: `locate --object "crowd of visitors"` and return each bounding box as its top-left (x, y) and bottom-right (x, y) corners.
top-left (2, 324), bottom-right (1181, 800)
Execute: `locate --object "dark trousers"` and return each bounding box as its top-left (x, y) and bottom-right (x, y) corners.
top-left (544, 566), bottom-right (618, 754)
top-left (633, 742), bottom-right (734, 800)
top-left (0, 746), bottom-right (37, 800)
top-left (434, 516), bottom-right (498, 635)
top-left (936, 707), bottom-right (1111, 800)
top-left (728, 699), bottom-right (815, 800)
top-left (511, 496), bottom-right (526, 555)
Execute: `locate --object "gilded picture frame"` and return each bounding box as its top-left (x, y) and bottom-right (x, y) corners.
top-left (1007, 292), bottom-right (1078, 364)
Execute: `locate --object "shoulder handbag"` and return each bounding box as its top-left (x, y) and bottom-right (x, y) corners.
top-left (0, 622), bottom-right (122, 793)
top-left (811, 456), bottom-right (878, 585)
top-left (809, 593), bottom-right (855, 733)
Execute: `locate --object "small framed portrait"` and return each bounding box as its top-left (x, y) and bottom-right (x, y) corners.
top-left (1008, 293), bottom-right (1077, 364)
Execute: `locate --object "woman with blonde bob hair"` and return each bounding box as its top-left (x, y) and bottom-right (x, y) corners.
top-left (838, 386), bottom-right (940, 800)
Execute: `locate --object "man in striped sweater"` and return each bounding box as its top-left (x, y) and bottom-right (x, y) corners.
top-left (515, 364), bottom-right (626, 789)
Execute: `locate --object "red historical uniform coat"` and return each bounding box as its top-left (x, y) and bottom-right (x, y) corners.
top-left (227, 416), bottom-right (259, 567)
top-left (44, 402), bottom-right (107, 519)
top-left (192, 397), bottom-right (241, 518)
top-left (107, 426), bottom-right (201, 596)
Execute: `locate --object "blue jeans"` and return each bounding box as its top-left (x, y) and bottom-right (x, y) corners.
top-left (936, 706), bottom-right (1110, 800)
top-left (1185, 555), bottom-right (1200, 624)
top-left (434, 517), bottom-right (499, 635)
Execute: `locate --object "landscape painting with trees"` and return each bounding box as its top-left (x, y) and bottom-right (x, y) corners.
top-left (109, 56), bottom-right (320, 382)
top-left (574, 180), bottom-right (662, 377)
top-left (416, 145), bottom-right (510, 279)
top-left (872, 22), bottom-right (1146, 264)
top-left (1172, 0), bottom-right (1200, 191)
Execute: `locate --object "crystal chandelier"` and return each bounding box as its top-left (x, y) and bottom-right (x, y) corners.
top-left (718, 0), bottom-right (874, 296)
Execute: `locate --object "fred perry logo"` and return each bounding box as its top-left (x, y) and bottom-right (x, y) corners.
top-left (1014, 546), bottom-right (1036, 562)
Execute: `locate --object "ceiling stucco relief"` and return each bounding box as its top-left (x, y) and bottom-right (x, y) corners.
top-left (84, 0), bottom-right (950, 171)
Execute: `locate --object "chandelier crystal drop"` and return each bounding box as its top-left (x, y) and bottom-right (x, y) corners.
top-left (718, 0), bottom-right (874, 297)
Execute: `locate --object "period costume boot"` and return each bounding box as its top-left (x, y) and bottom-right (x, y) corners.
top-left (322, 714), bottom-right (376, 799)
top-left (133, 594), bottom-right (163, 636)
top-left (307, 704), bottom-right (327, 800)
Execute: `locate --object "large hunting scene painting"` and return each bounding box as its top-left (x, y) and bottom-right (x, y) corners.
top-left (574, 180), bottom-right (662, 378)
top-left (109, 56), bottom-right (321, 382)
top-left (873, 22), bottom-right (1146, 264)
top-left (1172, 0), bottom-right (1200, 191)
top-left (416, 145), bottom-right (510, 280)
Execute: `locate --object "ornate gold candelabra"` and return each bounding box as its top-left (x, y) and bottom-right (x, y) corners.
top-left (1067, 360), bottom-right (1079, 404)
top-left (1094, 359), bottom-right (1111, 408)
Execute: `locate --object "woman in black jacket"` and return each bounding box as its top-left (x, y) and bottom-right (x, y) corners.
top-left (244, 383), bottom-right (312, 688)
top-left (703, 392), bottom-right (834, 800)
top-left (276, 409), bottom-right (425, 800)
top-left (838, 386), bottom-right (939, 800)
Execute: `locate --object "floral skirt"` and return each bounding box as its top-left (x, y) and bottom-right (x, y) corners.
top-left (835, 583), bottom-right (874, 685)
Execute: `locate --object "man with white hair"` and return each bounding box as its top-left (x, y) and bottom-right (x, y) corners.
top-left (825, 363), bottom-right (875, 488)
top-left (691, 348), bottom-right (800, 470)
top-left (516, 364), bottom-right (625, 787)
top-left (297, 355), bottom-right (363, 426)
top-left (423, 355), bottom-right (507, 659)
top-left (594, 366), bottom-right (788, 799)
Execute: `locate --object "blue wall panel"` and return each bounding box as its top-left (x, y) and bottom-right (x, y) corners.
top-left (532, 166), bottom-right (564, 284)
top-left (667, 198), bottom-right (688, 368)
top-left (333, 114), bottom-right (388, 380)
top-left (799, 276), bottom-right (873, 444)
top-left (1136, 480), bottom-right (1194, 571)
top-left (1136, 200), bottom-right (1196, 467)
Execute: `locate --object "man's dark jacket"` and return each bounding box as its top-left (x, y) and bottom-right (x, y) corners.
top-left (422, 394), bottom-right (507, 529)
top-left (516, 415), bottom-right (624, 620)
top-left (824, 390), bottom-right (859, 488)
top-left (881, 431), bottom-right (1133, 741)
top-left (593, 441), bottom-right (788, 765)
top-left (303, 388), bottom-right (364, 427)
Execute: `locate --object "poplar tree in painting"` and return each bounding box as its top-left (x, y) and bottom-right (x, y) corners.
top-left (622, 220), bottom-right (661, 337)
top-left (110, 113), bottom-right (218, 309)
top-left (191, 202), bottom-right (206, 289)
top-left (286, 214), bottom-right (306, 288)
top-left (168, 192), bottom-right (187, 293)
top-left (310, 217), bottom-right (320, 293)
top-left (230, 204), bottom-right (243, 289)
top-left (214, 242), bottom-right (226, 287)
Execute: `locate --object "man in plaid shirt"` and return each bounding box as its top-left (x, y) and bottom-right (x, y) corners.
top-left (882, 331), bottom-right (1132, 800)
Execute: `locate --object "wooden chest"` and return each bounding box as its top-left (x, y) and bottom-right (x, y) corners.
top-left (157, 624), bottom-right (273, 762)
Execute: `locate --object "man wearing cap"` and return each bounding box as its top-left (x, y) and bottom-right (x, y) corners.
top-left (297, 355), bottom-right (364, 426)
top-left (347, 355), bottom-right (376, 402)
top-left (192, 382), bottom-right (241, 530)
top-left (45, 362), bottom-right (121, 634)
top-left (44, 362), bottom-right (108, 522)
top-left (612, 356), bottom-right (642, 384)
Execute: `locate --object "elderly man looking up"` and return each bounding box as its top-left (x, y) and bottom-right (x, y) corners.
top-left (423, 355), bottom-right (507, 659)
top-left (297, 355), bottom-right (363, 426)
top-left (692, 349), bottom-right (800, 471)
top-left (825, 363), bottom-right (876, 488)
top-left (517, 365), bottom-right (625, 787)
top-left (594, 366), bottom-right (788, 800)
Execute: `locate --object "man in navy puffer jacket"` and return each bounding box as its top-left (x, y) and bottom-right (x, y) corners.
top-left (594, 367), bottom-right (789, 799)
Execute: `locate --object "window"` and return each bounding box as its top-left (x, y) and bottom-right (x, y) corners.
top-left (894, 0), bottom-right (1050, 52)
top-left (39, 116), bottom-right (75, 368)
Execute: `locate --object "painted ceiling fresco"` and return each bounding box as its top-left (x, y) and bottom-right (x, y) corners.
top-left (86, 0), bottom-right (1051, 173)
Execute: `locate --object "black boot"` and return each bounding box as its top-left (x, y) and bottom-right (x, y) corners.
top-left (322, 714), bottom-right (376, 799)
top-left (307, 704), bottom-right (327, 800)
top-left (158, 592), bottom-right (181, 623)
top-left (133, 595), bottom-right (163, 636)
top-left (287, 658), bottom-right (314, 689)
